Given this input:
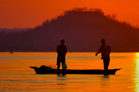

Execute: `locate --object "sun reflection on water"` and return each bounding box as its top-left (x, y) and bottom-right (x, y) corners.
top-left (134, 53), bottom-right (139, 92)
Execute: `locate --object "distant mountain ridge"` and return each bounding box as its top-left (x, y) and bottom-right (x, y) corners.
top-left (0, 8), bottom-right (139, 52)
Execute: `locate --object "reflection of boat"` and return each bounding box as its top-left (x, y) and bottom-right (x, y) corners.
top-left (30, 65), bottom-right (121, 74)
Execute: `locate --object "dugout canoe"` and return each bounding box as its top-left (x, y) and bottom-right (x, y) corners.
top-left (30, 65), bottom-right (121, 75)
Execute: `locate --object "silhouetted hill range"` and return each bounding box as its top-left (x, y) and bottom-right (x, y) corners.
top-left (0, 8), bottom-right (139, 52)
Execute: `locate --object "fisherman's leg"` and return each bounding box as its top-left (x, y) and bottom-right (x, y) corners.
top-left (107, 57), bottom-right (110, 69)
top-left (57, 65), bottom-right (60, 70)
top-left (103, 57), bottom-right (110, 70)
top-left (104, 62), bottom-right (108, 71)
top-left (61, 61), bottom-right (65, 75)
top-left (56, 61), bottom-right (60, 75)
top-left (105, 57), bottom-right (110, 75)
top-left (103, 57), bottom-right (109, 75)
top-left (57, 61), bottom-right (60, 70)
top-left (61, 57), bottom-right (66, 70)
top-left (103, 59), bottom-right (107, 70)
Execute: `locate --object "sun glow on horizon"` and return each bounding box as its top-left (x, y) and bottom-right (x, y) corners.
top-left (136, 53), bottom-right (139, 57)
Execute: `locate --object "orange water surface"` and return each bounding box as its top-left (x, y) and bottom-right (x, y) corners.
top-left (0, 52), bottom-right (139, 92)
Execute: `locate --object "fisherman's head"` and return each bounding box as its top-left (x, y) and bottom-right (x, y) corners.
top-left (101, 39), bottom-right (105, 44)
top-left (60, 39), bottom-right (65, 45)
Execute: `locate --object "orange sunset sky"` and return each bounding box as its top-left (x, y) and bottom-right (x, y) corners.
top-left (0, 0), bottom-right (139, 29)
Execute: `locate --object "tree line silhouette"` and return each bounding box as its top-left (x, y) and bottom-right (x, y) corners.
top-left (40, 7), bottom-right (137, 29)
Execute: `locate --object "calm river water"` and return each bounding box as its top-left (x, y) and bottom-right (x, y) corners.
top-left (0, 52), bottom-right (139, 92)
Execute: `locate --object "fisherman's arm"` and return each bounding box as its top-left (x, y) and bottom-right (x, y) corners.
top-left (95, 46), bottom-right (102, 56)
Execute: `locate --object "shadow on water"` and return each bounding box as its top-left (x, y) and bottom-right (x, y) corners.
top-left (103, 75), bottom-right (109, 78)
top-left (57, 73), bottom-right (66, 77)
top-left (57, 74), bottom-right (66, 85)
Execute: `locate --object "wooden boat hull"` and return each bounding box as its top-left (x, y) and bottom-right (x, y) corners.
top-left (30, 66), bottom-right (121, 75)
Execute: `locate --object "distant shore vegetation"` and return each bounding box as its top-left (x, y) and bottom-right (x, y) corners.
top-left (0, 28), bottom-right (30, 33)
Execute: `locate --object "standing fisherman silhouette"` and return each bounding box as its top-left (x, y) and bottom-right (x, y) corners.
top-left (56, 39), bottom-right (67, 71)
top-left (95, 39), bottom-right (111, 75)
